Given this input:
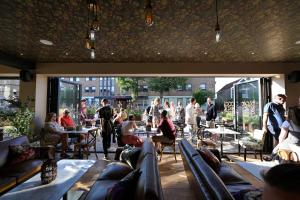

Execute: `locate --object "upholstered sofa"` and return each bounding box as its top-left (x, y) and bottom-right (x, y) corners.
top-left (85, 140), bottom-right (164, 200)
top-left (179, 138), bottom-right (256, 200)
top-left (0, 136), bottom-right (54, 194)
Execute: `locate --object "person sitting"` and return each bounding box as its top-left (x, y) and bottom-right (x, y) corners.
top-left (121, 115), bottom-right (143, 147)
top-left (152, 110), bottom-right (176, 151)
top-left (262, 163), bottom-right (300, 200)
top-left (113, 108), bottom-right (127, 126)
top-left (43, 112), bottom-right (69, 158)
top-left (273, 106), bottom-right (300, 158)
top-left (60, 109), bottom-right (75, 129)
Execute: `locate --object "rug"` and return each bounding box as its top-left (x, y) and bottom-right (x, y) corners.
top-left (236, 161), bottom-right (277, 181)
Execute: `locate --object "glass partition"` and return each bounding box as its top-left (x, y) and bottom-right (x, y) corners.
top-left (234, 79), bottom-right (261, 133)
top-left (59, 80), bottom-right (81, 124)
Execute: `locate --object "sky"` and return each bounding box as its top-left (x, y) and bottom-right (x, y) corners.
top-left (215, 78), bottom-right (240, 92)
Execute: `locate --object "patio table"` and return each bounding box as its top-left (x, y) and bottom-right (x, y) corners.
top-left (135, 127), bottom-right (158, 138)
top-left (205, 128), bottom-right (241, 157)
top-left (61, 127), bottom-right (99, 159)
top-left (0, 159), bottom-right (95, 200)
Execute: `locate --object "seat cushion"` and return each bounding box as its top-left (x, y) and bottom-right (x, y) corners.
top-left (106, 169), bottom-right (141, 200)
top-left (197, 147), bottom-right (221, 172)
top-left (0, 176), bottom-right (17, 194)
top-left (239, 137), bottom-right (262, 149)
top-left (98, 162), bottom-right (133, 180)
top-left (226, 184), bottom-right (256, 195)
top-left (85, 180), bottom-right (119, 200)
top-left (218, 164), bottom-right (250, 185)
top-left (1, 160), bottom-right (42, 183)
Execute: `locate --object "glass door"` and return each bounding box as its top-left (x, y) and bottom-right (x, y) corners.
top-left (59, 80), bottom-right (81, 124)
top-left (234, 79), bottom-right (261, 133)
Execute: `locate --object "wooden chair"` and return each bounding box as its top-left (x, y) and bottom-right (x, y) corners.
top-left (160, 138), bottom-right (177, 162)
top-left (238, 129), bottom-right (266, 161)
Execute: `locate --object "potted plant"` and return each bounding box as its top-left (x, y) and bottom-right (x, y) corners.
top-left (86, 107), bottom-right (97, 119)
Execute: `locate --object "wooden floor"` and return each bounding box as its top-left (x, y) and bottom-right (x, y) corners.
top-left (158, 154), bottom-right (197, 200)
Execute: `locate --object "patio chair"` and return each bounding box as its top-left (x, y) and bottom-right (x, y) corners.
top-left (160, 137), bottom-right (177, 162)
top-left (238, 129), bottom-right (266, 161)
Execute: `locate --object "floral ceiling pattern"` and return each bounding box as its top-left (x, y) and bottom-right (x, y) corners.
top-left (0, 0), bottom-right (299, 63)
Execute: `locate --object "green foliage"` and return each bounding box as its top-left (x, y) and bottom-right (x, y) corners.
top-left (2, 97), bottom-right (35, 140)
top-left (221, 112), bottom-right (234, 121)
top-left (86, 106), bottom-right (97, 115)
top-left (59, 88), bottom-right (76, 107)
top-left (147, 77), bottom-right (187, 98)
top-left (116, 77), bottom-right (144, 101)
top-left (192, 89), bottom-right (215, 106)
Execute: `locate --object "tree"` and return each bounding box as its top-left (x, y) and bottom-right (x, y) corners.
top-left (193, 89), bottom-right (215, 106)
top-left (116, 77), bottom-right (144, 101)
top-left (147, 77), bottom-right (187, 99)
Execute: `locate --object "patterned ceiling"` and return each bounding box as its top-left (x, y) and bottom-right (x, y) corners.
top-left (0, 0), bottom-right (300, 63)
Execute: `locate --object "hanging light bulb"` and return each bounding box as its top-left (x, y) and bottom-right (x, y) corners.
top-left (145, 0), bottom-right (154, 26)
top-left (91, 18), bottom-right (100, 31)
top-left (91, 47), bottom-right (95, 59)
top-left (215, 22), bottom-right (220, 43)
top-left (85, 32), bottom-right (92, 49)
top-left (90, 29), bottom-right (95, 41)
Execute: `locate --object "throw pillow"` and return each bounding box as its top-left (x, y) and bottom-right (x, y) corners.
top-left (9, 144), bottom-right (35, 165)
top-left (233, 188), bottom-right (262, 200)
top-left (197, 147), bottom-right (221, 172)
top-left (106, 169), bottom-right (141, 200)
top-left (99, 162), bottom-right (133, 180)
top-left (120, 146), bottom-right (141, 169)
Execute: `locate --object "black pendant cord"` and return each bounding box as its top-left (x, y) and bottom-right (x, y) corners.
top-left (216, 0), bottom-right (219, 25)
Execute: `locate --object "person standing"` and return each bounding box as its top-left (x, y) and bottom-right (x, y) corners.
top-left (262, 94), bottom-right (287, 153)
top-left (206, 97), bottom-right (217, 128)
top-left (98, 98), bottom-right (114, 159)
top-left (175, 101), bottom-right (185, 123)
top-left (195, 103), bottom-right (202, 128)
top-left (150, 97), bottom-right (163, 128)
top-left (185, 97), bottom-right (196, 130)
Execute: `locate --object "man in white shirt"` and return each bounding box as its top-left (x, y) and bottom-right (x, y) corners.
top-left (185, 97), bottom-right (196, 132)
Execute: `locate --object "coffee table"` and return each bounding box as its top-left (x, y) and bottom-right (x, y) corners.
top-left (0, 159), bottom-right (95, 200)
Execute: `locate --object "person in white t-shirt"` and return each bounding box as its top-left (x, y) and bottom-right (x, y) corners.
top-left (121, 115), bottom-right (143, 147)
top-left (185, 97), bottom-right (196, 130)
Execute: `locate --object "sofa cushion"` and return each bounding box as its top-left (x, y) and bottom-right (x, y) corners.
top-left (85, 180), bottom-right (119, 200)
top-left (226, 184), bottom-right (256, 195)
top-left (0, 176), bottom-right (17, 194)
top-left (218, 164), bottom-right (250, 185)
top-left (9, 144), bottom-right (35, 165)
top-left (0, 140), bottom-right (10, 168)
top-left (1, 160), bottom-right (42, 183)
top-left (106, 169), bottom-right (141, 200)
top-left (120, 147), bottom-right (141, 169)
top-left (98, 162), bottom-right (133, 180)
top-left (197, 147), bottom-right (221, 172)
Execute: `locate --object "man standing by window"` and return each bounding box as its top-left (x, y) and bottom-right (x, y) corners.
top-left (206, 97), bottom-right (217, 128)
top-left (262, 94), bottom-right (287, 154)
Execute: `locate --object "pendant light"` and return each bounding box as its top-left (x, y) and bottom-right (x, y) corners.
top-left (145, 0), bottom-right (154, 26)
top-left (215, 0), bottom-right (221, 43)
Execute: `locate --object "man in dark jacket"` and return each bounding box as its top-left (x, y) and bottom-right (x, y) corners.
top-left (98, 98), bottom-right (114, 159)
top-left (206, 97), bottom-right (217, 128)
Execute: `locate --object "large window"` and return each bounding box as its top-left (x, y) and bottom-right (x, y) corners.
top-left (199, 83), bottom-right (206, 90)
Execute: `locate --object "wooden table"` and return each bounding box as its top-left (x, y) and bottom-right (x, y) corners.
top-left (0, 160), bottom-right (95, 200)
top-left (62, 127), bottom-right (99, 159)
top-left (135, 128), bottom-right (158, 138)
top-left (205, 128), bottom-right (241, 157)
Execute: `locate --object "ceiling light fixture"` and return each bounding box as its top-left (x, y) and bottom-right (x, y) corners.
top-left (86, 0), bottom-right (100, 59)
top-left (215, 0), bottom-right (221, 43)
top-left (145, 0), bottom-right (154, 27)
top-left (157, 52), bottom-right (161, 55)
top-left (40, 39), bottom-right (53, 46)
top-left (111, 52), bottom-right (114, 55)
top-left (251, 52), bottom-right (255, 55)
top-left (295, 40), bottom-right (300, 45)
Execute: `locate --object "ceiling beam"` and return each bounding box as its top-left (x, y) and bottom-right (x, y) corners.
top-left (0, 52), bottom-right (35, 70)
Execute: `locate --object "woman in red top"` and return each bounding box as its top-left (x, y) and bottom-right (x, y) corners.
top-left (152, 110), bottom-right (176, 150)
top-left (60, 109), bottom-right (75, 128)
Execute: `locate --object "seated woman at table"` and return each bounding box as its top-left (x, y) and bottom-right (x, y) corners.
top-left (43, 112), bottom-right (70, 158)
top-left (273, 106), bottom-right (300, 157)
top-left (121, 115), bottom-right (143, 147)
top-left (113, 108), bottom-right (127, 126)
top-left (152, 110), bottom-right (176, 151)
